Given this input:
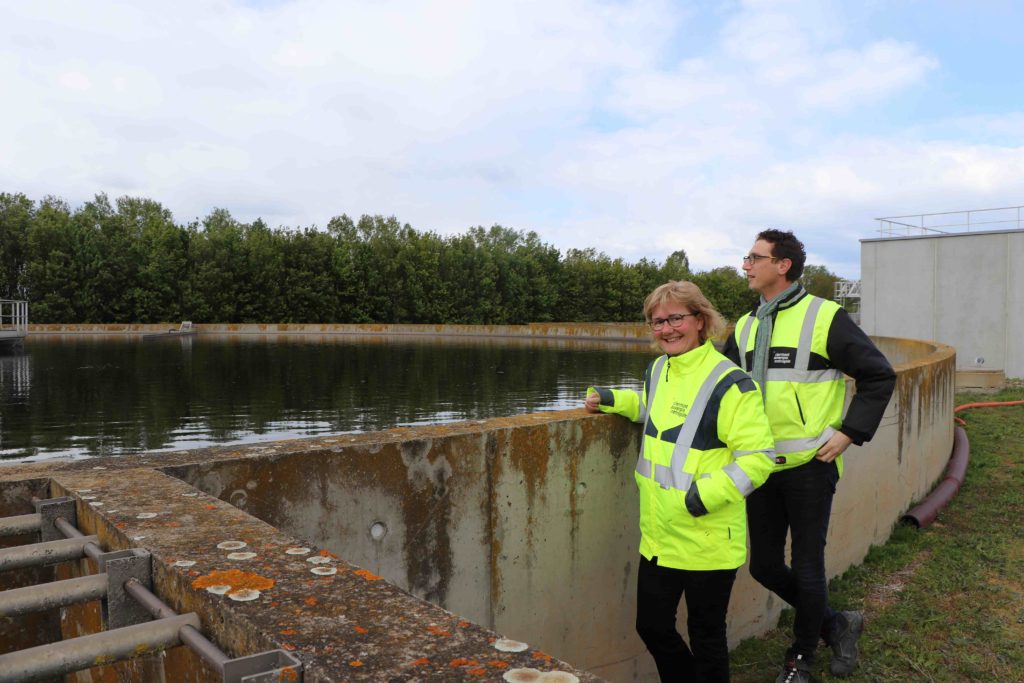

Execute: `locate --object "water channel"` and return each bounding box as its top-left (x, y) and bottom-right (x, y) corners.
top-left (0, 334), bottom-right (651, 462)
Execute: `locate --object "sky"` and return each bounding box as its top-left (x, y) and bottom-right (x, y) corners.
top-left (2, 0), bottom-right (1023, 279)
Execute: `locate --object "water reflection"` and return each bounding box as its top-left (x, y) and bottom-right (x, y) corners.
top-left (0, 335), bottom-right (650, 462)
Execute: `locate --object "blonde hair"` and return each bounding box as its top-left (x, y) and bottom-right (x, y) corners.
top-left (643, 280), bottom-right (726, 344)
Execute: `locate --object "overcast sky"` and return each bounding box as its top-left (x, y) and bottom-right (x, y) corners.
top-left (3, 0), bottom-right (1023, 278)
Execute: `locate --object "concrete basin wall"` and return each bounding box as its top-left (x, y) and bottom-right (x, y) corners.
top-left (0, 331), bottom-right (955, 682)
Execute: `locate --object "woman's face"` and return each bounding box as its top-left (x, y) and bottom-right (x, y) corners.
top-left (649, 302), bottom-right (704, 356)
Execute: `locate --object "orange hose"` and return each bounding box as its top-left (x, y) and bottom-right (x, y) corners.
top-left (954, 400), bottom-right (1024, 413)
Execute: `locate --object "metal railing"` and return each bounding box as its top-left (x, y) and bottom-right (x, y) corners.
top-left (0, 496), bottom-right (302, 683)
top-left (876, 205), bottom-right (1024, 237)
top-left (0, 300), bottom-right (28, 334)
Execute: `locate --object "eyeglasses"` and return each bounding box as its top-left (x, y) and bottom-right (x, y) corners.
top-left (742, 253), bottom-right (778, 264)
top-left (648, 313), bottom-right (699, 331)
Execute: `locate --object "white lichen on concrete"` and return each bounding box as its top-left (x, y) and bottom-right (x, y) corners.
top-left (285, 547), bottom-right (311, 555)
top-left (306, 555), bottom-right (332, 565)
top-left (216, 540), bottom-right (247, 550)
top-left (227, 552), bottom-right (257, 560)
top-left (228, 589), bottom-right (261, 602)
top-left (173, 560), bottom-right (196, 568)
top-left (310, 567), bottom-right (337, 576)
top-left (503, 670), bottom-right (579, 683)
top-left (136, 512), bottom-right (158, 519)
top-left (494, 638), bottom-right (529, 653)
top-left (205, 585), bottom-right (231, 595)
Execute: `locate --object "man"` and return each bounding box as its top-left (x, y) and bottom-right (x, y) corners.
top-left (723, 229), bottom-right (896, 683)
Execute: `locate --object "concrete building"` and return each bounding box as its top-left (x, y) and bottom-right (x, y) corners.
top-left (860, 207), bottom-right (1024, 381)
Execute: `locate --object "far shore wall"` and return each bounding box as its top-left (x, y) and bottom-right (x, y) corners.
top-left (28, 322), bottom-right (651, 342)
top-left (1, 330), bottom-right (955, 682)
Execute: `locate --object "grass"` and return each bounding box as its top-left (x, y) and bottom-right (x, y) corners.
top-left (729, 385), bottom-right (1024, 682)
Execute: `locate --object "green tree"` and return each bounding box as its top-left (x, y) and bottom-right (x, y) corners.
top-left (801, 264), bottom-right (840, 301)
top-left (692, 266), bottom-right (758, 323)
top-left (0, 192), bottom-right (32, 299)
top-left (23, 196), bottom-right (80, 322)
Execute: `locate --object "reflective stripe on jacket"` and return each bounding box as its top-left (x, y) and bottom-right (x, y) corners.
top-left (589, 340), bottom-right (775, 571)
top-left (733, 294), bottom-right (847, 474)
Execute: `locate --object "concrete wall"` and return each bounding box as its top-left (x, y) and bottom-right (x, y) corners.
top-left (861, 229), bottom-right (1024, 377)
top-left (29, 322), bottom-right (651, 343)
top-left (0, 335), bottom-right (955, 682)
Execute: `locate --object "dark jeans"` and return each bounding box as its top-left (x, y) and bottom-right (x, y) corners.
top-left (747, 457), bottom-right (840, 659)
top-left (636, 555), bottom-right (738, 683)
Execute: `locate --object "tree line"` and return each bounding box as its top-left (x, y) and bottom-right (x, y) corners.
top-left (0, 192), bottom-right (841, 325)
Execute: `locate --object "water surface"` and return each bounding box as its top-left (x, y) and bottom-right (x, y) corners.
top-left (0, 334), bottom-right (651, 462)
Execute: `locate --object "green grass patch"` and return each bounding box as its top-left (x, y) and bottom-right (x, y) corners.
top-left (730, 387), bottom-right (1024, 682)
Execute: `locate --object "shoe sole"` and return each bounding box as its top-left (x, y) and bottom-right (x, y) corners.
top-left (829, 612), bottom-right (863, 677)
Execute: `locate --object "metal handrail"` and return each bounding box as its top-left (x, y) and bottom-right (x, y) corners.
top-left (0, 300), bottom-right (28, 333)
top-left (876, 206), bottom-right (1024, 237)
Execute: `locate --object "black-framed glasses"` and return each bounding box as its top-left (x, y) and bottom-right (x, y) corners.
top-left (742, 253), bottom-right (778, 264)
top-left (648, 313), bottom-right (699, 331)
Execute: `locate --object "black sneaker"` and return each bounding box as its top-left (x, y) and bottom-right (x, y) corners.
top-left (775, 653), bottom-right (812, 683)
top-left (827, 610), bottom-right (864, 676)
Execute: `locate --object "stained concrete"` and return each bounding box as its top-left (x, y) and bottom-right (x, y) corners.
top-left (0, 331), bottom-right (955, 682)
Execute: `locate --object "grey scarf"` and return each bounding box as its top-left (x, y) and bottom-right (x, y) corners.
top-left (751, 281), bottom-right (804, 396)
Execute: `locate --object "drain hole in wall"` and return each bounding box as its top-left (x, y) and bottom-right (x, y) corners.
top-left (370, 521), bottom-right (388, 541)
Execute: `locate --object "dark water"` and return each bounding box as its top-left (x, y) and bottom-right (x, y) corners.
top-left (0, 335), bottom-right (651, 462)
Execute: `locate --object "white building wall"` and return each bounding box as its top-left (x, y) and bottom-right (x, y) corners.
top-left (861, 229), bottom-right (1024, 378)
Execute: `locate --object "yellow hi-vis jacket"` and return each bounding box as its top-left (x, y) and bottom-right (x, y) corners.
top-left (590, 340), bottom-right (775, 571)
top-left (732, 295), bottom-right (848, 475)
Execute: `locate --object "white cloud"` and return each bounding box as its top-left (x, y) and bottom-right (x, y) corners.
top-left (800, 39), bottom-right (938, 108)
top-left (0, 0), bottom-right (1021, 281)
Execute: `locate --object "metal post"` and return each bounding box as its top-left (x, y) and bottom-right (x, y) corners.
top-left (53, 518), bottom-right (102, 562)
top-left (36, 497), bottom-right (75, 543)
top-left (0, 536), bottom-right (97, 572)
top-left (0, 513), bottom-right (41, 538)
top-left (0, 574), bottom-right (107, 617)
top-left (124, 578), bottom-right (231, 673)
top-left (0, 613), bottom-right (200, 683)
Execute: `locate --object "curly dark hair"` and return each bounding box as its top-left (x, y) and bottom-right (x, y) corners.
top-left (756, 229), bottom-right (806, 282)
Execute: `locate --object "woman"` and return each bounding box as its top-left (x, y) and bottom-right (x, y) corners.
top-left (585, 280), bottom-right (775, 683)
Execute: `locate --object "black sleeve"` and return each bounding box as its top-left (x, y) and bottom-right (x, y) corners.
top-left (826, 308), bottom-right (897, 445)
top-left (722, 329), bottom-right (741, 366)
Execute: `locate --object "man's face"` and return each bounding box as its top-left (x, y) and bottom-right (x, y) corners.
top-left (742, 239), bottom-right (788, 296)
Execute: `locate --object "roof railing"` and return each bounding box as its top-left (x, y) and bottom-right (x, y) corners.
top-left (876, 205), bottom-right (1024, 237)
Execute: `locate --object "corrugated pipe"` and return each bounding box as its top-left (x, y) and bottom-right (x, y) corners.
top-left (902, 426), bottom-right (969, 528)
top-left (903, 399), bottom-right (1024, 528)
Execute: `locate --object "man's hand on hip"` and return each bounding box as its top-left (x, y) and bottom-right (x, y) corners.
top-left (816, 431), bottom-right (853, 463)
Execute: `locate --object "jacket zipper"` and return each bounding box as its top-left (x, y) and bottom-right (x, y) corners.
top-left (793, 386), bottom-right (806, 425)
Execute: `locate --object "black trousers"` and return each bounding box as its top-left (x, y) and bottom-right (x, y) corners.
top-left (635, 555), bottom-right (738, 683)
top-left (747, 457), bottom-right (840, 658)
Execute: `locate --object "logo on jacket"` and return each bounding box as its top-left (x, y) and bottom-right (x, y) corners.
top-left (670, 401), bottom-right (689, 418)
top-left (772, 350), bottom-right (794, 366)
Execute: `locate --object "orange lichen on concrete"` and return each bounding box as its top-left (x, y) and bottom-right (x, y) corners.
top-left (277, 667), bottom-right (299, 682)
top-left (467, 668), bottom-right (487, 676)
top-left (458, 620), bottom-right (471, 628)
top-left (281, 644), bottom-right (296, 651)
top-left (427, 625), bottom-right (451, 637)
top-left (409, 658), bottom-right (429, 666)
top-left (353, 569), bottom-right (382, 581)
top-left (449, 658), bottom-right (479, 667)
top-left (318, 549), bottom-right (338, 558)
top-left (304, 596), bottom-right (318, 606)
top-left (531, 651), bottom-right (553, 662)
top-left (349, 660), bottom-right (363, 667)
top-left (489, 661), bottom-right (510, 669)
top-left (279, 628), bottom-right (297, 636)
top-left (353, 626), bottom-right (368, 634)
top-left (191, 569), bottom-right (275, 593)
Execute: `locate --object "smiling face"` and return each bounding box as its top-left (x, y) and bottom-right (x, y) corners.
top-left (742, 238), bottom-right (791, 301)
top-left (649, 302), bottom-right (704, 356)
